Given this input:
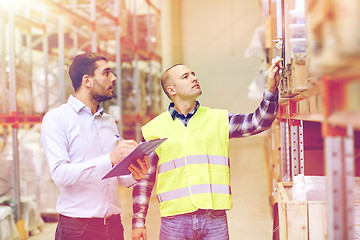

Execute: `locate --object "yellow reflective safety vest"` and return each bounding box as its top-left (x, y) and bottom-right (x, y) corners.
top-left (142, 106), bottom-right (232, 217)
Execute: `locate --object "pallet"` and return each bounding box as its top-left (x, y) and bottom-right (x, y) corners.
top-left (276, 181), bottom-right (360, 240)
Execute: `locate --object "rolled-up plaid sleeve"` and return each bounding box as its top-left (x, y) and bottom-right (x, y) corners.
top-left (132, 152), bottom-right (158, 229)
top-left (229, 89), bottom-right (278, 138)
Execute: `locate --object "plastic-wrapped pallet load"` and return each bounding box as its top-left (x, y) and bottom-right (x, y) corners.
top-left (20, 196), bottom-right (44, 235)
top-left (0, 125), bottom-right (59, 230)
top-left (0, 205), bottom-right (19, 240)
top-left (288, 0), bottom-right (306, 58)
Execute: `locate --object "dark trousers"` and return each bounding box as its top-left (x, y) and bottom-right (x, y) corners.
top-left (55, 214), bottom-right (124, 240)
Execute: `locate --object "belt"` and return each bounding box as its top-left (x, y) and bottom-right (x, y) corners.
top-left (193, 209), bottom-right (226, 216)
top-left (59, 214), bottom-right (120, 226)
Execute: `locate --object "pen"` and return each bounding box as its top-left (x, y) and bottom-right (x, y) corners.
top-left (115, 134), bottom-right (119, 138)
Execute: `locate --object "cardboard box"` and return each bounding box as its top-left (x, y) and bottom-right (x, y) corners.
top-left (307, 0), bottom-right (360, 74)
top-left (291, 53), bottom-right (308, 92)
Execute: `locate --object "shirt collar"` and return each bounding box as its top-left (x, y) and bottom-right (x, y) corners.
top-left (168, 101), bottom-right (200, 120)
top-left (68, 95), bottom-right (104, 116)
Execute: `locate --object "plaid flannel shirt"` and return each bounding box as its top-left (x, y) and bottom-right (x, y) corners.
top-left (132, 89), bottom-right (279, 229)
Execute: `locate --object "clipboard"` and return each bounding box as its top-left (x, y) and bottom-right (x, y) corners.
top-left (102, 138), bottom-right (167, 180)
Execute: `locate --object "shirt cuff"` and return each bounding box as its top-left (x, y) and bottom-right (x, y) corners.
top-left (95, 153), bottom-right (113, 177)
top-left (263, 88), bottom-right (279, 101)
top-left (132, 217), bottom-right (146, 229)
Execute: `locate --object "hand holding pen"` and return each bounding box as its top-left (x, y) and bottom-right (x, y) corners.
top-left (110, 135), bottom-right (150, 181)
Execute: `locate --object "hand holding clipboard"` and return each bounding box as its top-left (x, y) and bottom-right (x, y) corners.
top-left (102, 138), bottom-right (167, 180)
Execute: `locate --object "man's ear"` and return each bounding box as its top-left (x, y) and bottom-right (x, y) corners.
top-left (83, 75), bottom-right (91, 88)
top-left (167, 86), bottom-right (176, 97)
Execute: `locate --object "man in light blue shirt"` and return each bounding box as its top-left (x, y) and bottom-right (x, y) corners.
top-left (41, 52), bottom-right (149, 240)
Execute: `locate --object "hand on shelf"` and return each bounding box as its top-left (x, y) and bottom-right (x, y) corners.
top-left (266, 58), bottom-right (284, 93)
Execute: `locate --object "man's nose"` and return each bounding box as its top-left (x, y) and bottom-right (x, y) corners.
top-left (192, 76), bottom-right (198, 83)
top-left (111, 72), bottom-right (117, 82)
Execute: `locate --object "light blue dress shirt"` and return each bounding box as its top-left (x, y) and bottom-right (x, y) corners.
top-left (40, 95), bottom-right (137, 218)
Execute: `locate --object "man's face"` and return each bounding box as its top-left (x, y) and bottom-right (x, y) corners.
top-left (168, 65), bottom-right (202, 101)
top-left (89, 60), bottom-right (117, 102)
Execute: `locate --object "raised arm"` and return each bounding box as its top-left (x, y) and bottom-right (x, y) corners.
top-left (229, 59), bottom-right (282, 138)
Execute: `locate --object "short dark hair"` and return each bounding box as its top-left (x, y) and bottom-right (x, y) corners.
top-left (69, 52), bottom-right (108, 91)
top-left (161, 64), bottom-right (182, 100)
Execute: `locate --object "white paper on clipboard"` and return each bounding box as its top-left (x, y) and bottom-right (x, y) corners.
top-left (102, 138), bottom-right (167, 180)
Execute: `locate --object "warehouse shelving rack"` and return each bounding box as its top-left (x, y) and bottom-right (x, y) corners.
top-left (0, 0), bottom-right (162, 236)
top-left (262, 0), bottom-right (360, 239)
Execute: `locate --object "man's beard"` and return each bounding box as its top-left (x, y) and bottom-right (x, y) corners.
top-left (92, 80), bottom-right (114, 103)
top-left (92, 92), bottom-right (113, 103)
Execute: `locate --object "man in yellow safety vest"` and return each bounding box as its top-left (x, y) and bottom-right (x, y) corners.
top-left (132, 59), bottom-right (282, 240)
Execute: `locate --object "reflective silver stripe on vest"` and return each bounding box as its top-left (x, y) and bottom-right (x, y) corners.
top-left (158, 155), bottom-right (229, 174)
top-left (157, 184), bottom-right (231, 203)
